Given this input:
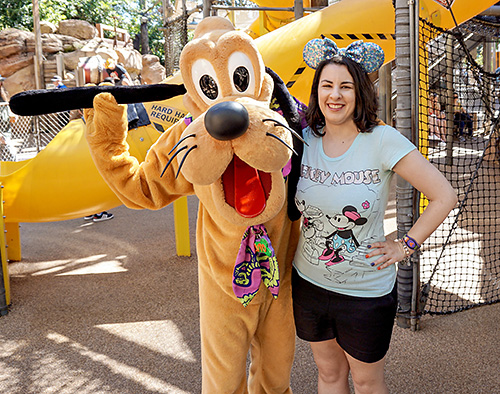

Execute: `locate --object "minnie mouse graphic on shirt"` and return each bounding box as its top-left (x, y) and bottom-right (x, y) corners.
top-left (319, 205), bottom-right (367, 266)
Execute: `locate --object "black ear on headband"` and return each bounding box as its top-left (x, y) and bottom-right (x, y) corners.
top-left (9, 83), bottom-right (187, 116)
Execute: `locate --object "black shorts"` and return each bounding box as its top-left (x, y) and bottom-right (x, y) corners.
top-left (292, 268), bottom-right (397, 363)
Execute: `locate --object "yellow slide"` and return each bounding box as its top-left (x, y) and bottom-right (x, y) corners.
top-left (0, 119), bottom-right (158, 223)
top-left (245, 0), bottom-right (311, 39)
top-left (1, 0), bottom-right (495, 225)
top-left (255, 0), bottom-right (497, 104)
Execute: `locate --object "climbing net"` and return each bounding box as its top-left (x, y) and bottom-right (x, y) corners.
top-left (163, 9), bottom-right (189, 76)
top-left (0, 105), bottom-right (69, 162)
top-left (418, 17), bottom-right (500, 314)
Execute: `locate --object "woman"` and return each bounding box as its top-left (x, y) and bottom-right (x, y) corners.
top-left (293, 39), bottom-right (457, 394)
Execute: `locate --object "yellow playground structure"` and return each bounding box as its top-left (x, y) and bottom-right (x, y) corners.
top-left (0, 0), bottom-right (496, 265)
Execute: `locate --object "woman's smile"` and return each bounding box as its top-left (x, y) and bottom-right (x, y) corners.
top-left (327, 103), bottom-right (344, 110)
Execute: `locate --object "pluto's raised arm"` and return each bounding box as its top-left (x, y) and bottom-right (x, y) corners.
top-left (9, 83), bottom-right (186, 116)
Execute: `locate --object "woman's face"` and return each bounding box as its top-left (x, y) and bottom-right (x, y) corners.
top-left (317, 63), bottom-right (356, 129)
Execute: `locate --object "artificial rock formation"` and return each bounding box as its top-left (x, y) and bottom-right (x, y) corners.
top-left (0, 19), bottom-right (166, 97)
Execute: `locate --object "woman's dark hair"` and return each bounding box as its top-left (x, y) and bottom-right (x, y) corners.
top-left (305, 55), bottom-right (379, 136)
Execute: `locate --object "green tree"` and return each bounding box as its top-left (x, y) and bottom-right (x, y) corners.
top-left (0, 0), bottom-right (33, 30)
top-left (0, 0), bottom-right (130, 30)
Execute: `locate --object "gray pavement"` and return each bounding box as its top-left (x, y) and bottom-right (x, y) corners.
top-left (1, 196), bottom-right (499, 393)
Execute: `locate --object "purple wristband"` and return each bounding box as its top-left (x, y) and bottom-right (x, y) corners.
top-left (403, 234), bottom-right (420, 251)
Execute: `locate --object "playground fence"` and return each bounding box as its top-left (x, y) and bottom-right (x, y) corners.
top-left (418, 18), bottom-right (500, 314)
top-left (0, 103), bottom-right (68, 162)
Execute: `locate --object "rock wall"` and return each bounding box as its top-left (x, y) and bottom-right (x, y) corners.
top-left (0, 19), bottom-right (166, 97)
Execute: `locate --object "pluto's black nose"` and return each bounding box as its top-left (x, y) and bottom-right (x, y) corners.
top-left (204, 101), bottom-right (249, 141)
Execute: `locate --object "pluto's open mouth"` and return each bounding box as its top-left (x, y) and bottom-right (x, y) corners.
top-left (221, 155), bottom-right (272, 218)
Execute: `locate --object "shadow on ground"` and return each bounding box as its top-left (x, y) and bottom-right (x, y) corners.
top-left (1, 198), bottom-right (499, 393)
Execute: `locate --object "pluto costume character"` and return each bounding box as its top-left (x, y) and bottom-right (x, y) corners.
top-left (84, 17), bottom-right (300, 393)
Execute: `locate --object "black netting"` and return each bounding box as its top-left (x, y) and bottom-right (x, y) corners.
top-left (164, 13), bottom-right (189, 76)
top-left (419, 18), bottom-right (500, 314)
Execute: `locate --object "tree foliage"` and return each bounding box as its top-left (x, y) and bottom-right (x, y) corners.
top-left (0, 0), bottom-right (165, 59)
top-left (0, 0), bottom-right (33, 30)
top-left (0, 0), bottom-right (130, 31)
top-left (0, 0), bottom-right (261, 64)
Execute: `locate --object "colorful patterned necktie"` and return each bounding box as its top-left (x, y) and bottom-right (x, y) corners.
top-left (232, 224), bottom-right (279, 307)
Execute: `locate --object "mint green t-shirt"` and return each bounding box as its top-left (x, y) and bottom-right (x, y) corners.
top-left (293, 124), bottom-right (416, 297)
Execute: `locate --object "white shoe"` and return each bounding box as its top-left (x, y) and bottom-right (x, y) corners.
top-left (93, 212), bottom-right (114, 222)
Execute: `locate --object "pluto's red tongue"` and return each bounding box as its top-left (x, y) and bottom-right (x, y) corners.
top-left (231, 155), bottom-right (266, 218)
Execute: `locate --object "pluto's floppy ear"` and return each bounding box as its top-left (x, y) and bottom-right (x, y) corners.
top-left (265, 67), bottom-right (305, 222)
top-left (266, 67), bottom-right (302, 135)
top-left (9, 83), bottom-right (186, 116)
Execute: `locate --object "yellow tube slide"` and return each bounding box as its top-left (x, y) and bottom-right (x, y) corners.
top-left (0, 0), bottom-right (495, 223)
top-left (256, 0), bottom-right (498, 104)
top-left (0, 119), bottom-right (164, 223)
top-left (245, 0), bottom-right (311, 39)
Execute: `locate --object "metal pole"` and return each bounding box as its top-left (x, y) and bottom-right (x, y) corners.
top-left (483, 40), bottom-right (493, 130)
top-left (211, 5), bottom-right (323, 12)
top-left (409, 0), bottom-right (421, 333)
top-left (32, 0), bottom-right (44, 89)
top-left (378, 62), bottom-right (393, 125)
top-left (484, 40), bottom-right (494, 72)
top-left (0, 184), bottom-right (9, 317)
top-left (395, 0), bottom-right (419, 330)
top-left (203, 0), bottom-right (212, 18)
top-left (445, 35), bottom-right (454, 166)
top-left (294, 0), bottom-right (304, 20)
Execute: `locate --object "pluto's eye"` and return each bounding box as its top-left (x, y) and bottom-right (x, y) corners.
top-left (200, 74), bottom-right (218, 99)
top-left (191, 59), bottom-right (220, 105)
top-left (228, 52), bottom-right (255, 96)
top-left (233, 66), bottom-right (249, 92)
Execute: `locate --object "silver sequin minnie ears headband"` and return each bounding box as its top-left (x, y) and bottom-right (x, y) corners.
top-left (303, 37), bottom-right (385, 74)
